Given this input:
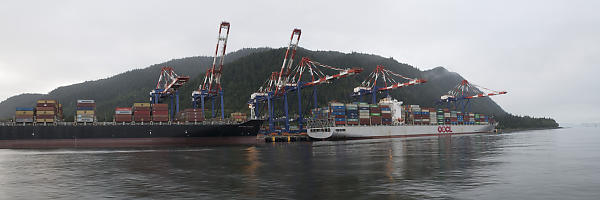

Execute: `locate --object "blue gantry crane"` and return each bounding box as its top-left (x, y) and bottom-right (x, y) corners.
top-left (352, 65), bottom-right (426, 104)
top-left (248, 29), bottom-right (363, 133)
top-left (436, 79), bottom-right (507, 113)
top-left (192, 22), bottom-right (230, 120)
top-left (149, 67), bottom-right (190, 120)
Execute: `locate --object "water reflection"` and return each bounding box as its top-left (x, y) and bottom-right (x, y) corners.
top-left (2, 128), bottom-right (598, 199)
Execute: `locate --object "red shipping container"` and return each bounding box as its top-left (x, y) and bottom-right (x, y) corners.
top-left (76, 103), bottom-right (96, 107)
top-left (347, 121), bottom-right (359, 125)
top-left (36, 114), bottom-right (55, 119)
top-left (116, 107), bottom-right (132, 111)
top-left (152, 110), bottom-right (169, 115)
top-left (133, 107), bottom-right (151, 111)
top-left (134, 110), bottom-right (151, 115)
top-left (359, 119), bottom-right (371, 125)
top-left (152, 103), bottom-right (168, 109)
top-left (152, 116), bottom-right (169, 122)
top-left (335, 121), bottom-right (346, 125)
top-left (37, 103), bottom-right (56, 108)
top-left (133, 116), bottom-right (151, 122)
top-left (36, 107), bottom-right (55, 111)
top-left (115, 114), bottom-right (132, 122)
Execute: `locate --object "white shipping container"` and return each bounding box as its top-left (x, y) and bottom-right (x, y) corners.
top-left (444, 113), bottom-right (451, 117)
top-left (115, 111), bottom-right (133, 115)
top-left (410, 105), bottom-right (420, 108)
top-left (76, 118), bottom-right (94, 122)
top-left (77, 100), bottom-right (95, 103)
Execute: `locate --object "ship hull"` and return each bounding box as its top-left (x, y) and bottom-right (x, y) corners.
top-left (0, 120), bottom-right (264, 148)
top-left (308, 124), bottom-right (495, 140)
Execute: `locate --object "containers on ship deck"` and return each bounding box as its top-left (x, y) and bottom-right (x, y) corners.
top-left (114, 107), bottom-right (133, 122)
top-left (345, 103), bottom-right (359, 125)
top-left (231, 112), bottom-right (247, 123)
top-left (35, 99), bottom-right (62, 123)
top-left (76, 100), bottom-right (96, 123)
top-left (176, 108), bottom-right (205, 122)
top-left (15, 107), bottom-right (35, 123)
top-left (330, 102), bottom-right (346, 125)
top-left (132, 103), bottom-right (151, 122)
top-left (151, 103), bottom-right (169, 122)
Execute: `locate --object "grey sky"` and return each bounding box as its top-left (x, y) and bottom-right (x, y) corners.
top-left (0, 0), bottom-right (598, 123)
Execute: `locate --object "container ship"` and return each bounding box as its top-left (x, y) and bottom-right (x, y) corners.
top-left (307, 98), bottom-right (496, 140)
top-left (0, 100), bottom-right (263, 148)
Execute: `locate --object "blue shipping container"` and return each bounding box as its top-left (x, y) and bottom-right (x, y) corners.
top-left (335, 118), bottom-right (346, 121)
top-left (16, 107), bottom-right (35, 111)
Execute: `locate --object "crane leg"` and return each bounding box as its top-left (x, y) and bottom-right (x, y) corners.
top-left (175, 90), bottom-right (180, 118)
top-left (170, 94), bottom-right (174, 121)
top-left (220, 90), bottom-right (225, 120)
top-left (211, 97), bottom-right (215, 119)
top-left (297, 85), bottom-right (302, 132)
top-left (201, 96), bottom-right (205, 119)
top-left (284, 93), bottom-right (289, 133)
top-left (268, 95), bottom-right (273, 133)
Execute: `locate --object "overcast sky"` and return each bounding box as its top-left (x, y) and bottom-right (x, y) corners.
top-left (0, 0), bottom-right (598, 123)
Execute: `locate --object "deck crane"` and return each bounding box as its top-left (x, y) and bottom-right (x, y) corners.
top-left (149, 67), bottom-right (190, 120)
top-left (437, 79), bottom-right (507, 112)
top-left (192, 22), bottom-right (230, 120)
top-left (352, 65), bottom-right (426, 104)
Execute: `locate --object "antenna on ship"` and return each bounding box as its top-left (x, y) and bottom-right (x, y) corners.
top-left (192, 21), bottom-right (231, 120)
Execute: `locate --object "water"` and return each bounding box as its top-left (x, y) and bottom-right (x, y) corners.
top-left (0, 127), bottom-right (599, 199)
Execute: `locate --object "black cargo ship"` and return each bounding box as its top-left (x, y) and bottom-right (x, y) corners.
top-left (0, 120), bottom-right (264, 148)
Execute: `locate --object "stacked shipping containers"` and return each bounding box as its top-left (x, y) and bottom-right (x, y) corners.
top-left (358, 103), bottom-right (370, 125)
top-left (133, 103), bottom-right (151, 122)
top-left (15, 107), bottom-right (35, 123)
top-left (311, 107), bottom-right (330, 119)
top-left (346, 104), bottom-right (359, 125)
top-left (151, 104), bottom-right (169, 122)
top-left (231, 112), bottom-right (247, 123)
top-left (76, 100), bottom-right (95, 123)
top-left (380, 104), bottom-right (392, 125)
top-left (369, 104), bottom-right (382, 125)
top-left (331, 103), bottom-right (346, 125)
top-left (35, 100), bottom-right (62, 123)
top-left (114, 107), bottom-right (133, 122)
top-left (437, 109), bottom-right (445, 125)
top-left (176, 108), bottom-right (204, 122)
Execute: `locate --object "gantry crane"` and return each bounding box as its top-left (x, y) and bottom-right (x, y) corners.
top-left (437, 79), bottom-right (507, 112)
top-left (248, 29), bottom-right (363, 133)
top-left (192, 22), bottom-right (230, 120)
top-left (352, 65), bottom-right (426, 104)
top-left (149, 67), bottom-right (190, 119)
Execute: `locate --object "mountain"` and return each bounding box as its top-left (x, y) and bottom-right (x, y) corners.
top-left (0, 93), bottom-right (45, 119)
top-left (1, 47), bottom-right (508, 121)
top-left (0, 48), bottom-right (269, 121)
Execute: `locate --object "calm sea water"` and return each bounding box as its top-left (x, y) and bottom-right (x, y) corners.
top-left (0, 127), bottom-right (599, 199)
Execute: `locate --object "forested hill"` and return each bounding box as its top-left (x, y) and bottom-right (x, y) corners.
top-left (0, 47), bottom-right (537, 126)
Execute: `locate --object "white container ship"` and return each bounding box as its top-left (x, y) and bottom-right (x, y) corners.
top-left (307, 98), bottom-right (497, 140)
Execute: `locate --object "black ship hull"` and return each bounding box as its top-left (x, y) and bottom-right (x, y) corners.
top-left (0, 120), bottom-right (264, 148)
